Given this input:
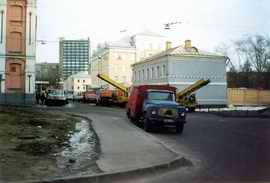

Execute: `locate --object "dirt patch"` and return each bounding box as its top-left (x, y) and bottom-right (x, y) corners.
top-left (0, 107), bottom-right (81, 182)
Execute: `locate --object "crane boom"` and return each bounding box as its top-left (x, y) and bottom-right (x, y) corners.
top-left (176, 79), bottom-right (210, 100)
top-left (97, 74), bottom-right (129, 94)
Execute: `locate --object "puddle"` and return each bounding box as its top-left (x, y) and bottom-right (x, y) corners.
top-left (56, 119), bottom-right (100, 176)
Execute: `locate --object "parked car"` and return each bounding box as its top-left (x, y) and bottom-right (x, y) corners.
top-left (83, 90), bottom-right (98, 104)
top-left (45, 89), bottom-right (68, 106)
top-left (73, 95), bottom-right (83, 102)
top-left (66, 93), bottom-right (74, 101)
top-left (126, 85), bottom-right (186, 133)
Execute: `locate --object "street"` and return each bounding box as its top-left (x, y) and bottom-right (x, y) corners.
top-left (46, 103), bottom-right (270, 182)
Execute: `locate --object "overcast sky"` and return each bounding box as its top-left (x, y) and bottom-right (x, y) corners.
top-left (37, 0), bottom-right (270, 66)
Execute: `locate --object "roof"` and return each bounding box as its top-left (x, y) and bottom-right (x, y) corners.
top-left (104, 36), bottom-right (135, 48)
top-left (134, 30), bottom-right (165, 38)
top-left (133, 45), bottom-right (226, 66)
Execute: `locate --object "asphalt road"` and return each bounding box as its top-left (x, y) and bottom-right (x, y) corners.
top-left (45, 103), bottom-right (270, 182)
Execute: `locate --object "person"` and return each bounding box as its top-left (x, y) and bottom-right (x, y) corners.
top-left (40, 90), bottom-right (46, 105)
top-left (36, 91), bottom-right (40, 104)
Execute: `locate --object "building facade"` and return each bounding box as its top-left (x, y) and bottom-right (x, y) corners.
top-left (132, 40), bottom-right (228, 106)
top-left (36, 62), bottom-right (60, 85)
top-left (0, 0), bottom-right (37, 105)
top-left (90, 31), bottom-right (167, 89)
top-left (91, 42), bottom-right (136, 88)
top-left (59, 38), bottom-right (90, 80)
top-left (64, 71), bottom-right (91, 96)
top-left (130, 30), bottom-right (167, 62)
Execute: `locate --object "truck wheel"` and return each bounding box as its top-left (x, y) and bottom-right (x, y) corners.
top-left (176, 123), bottom-right (184, 134)
top-left (144, 118), bottom-right (152, 132)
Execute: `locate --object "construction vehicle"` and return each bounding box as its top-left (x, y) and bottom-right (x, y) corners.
top-left (126, 85), bottom-right (186, 133)
top-left (176, 79), bottom-right (210, 112)
top-left (97, 74), bottom-right (129, 106)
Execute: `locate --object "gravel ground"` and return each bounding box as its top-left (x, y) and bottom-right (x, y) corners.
top-left (0, 106), bottom-right (100, 182)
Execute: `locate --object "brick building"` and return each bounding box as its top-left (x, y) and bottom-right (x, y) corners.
top-left (0, 0), bottom-right (37, 105)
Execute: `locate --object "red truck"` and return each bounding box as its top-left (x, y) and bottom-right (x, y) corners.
top-left (82, 90), bottom-right (98, 104)
top-left (126, 85), bottom-right (186, 133)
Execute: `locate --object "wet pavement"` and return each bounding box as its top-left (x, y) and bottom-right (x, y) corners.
top-left (56, 119), bottom-right (101, 177)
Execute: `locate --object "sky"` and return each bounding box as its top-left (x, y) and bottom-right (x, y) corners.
top-left (36, 0), bottom-right (270, 66)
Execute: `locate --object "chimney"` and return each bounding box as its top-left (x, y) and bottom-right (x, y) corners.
top-left (166, 41), bottom-right (172, 50)
top-left (185, 40), bottom-right (192, 48)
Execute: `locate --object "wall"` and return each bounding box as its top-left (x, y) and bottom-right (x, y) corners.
top-left (25, 0), bottom-right (37, 94)
top-left (134, 34), bottom-right (166, 62)
top-left (91, 47), bottom-right (135, 89)
top-left (132, 55), bottom-right (227, 105)
top-left (108, 47), bottom-right (135, 87)
top-left (168, 56), bottom-right (227, 105)
top-left (0, 0), bottom-right (7, 93)
top-left (132, 56), bottom-right (168, 85)
top-left (228, 88), bottom-right (270, 106)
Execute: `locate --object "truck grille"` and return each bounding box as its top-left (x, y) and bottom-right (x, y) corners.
top-left (159, 108), bottom-right (177, 118)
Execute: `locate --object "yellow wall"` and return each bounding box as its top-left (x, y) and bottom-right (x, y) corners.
top-left (228, 88), bottom-right (270, 106)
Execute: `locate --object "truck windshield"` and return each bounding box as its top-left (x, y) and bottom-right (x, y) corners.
top-left (147, 91), bottom-right (175, 101)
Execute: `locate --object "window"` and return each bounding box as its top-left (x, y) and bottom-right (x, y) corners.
top-left (157, 66), bottom-right (160, 78)
top-left (139, 70), bottom-right (141, 81)
top-left (77, 80), bottom-right (80, 83)
top-left (147, 68), bottom-right (150, 80)
top-left (77, 86), bottom-right (80, 90)
top-left (151, 67), bottom-right (154, 79)
top-left (142, 69), bottom-right (145, 80)
top-left (11, 67), bottom-right (16, 72)
top-left (163, 65), bottom-right (166, 77)
top-left (83, 80), bottom-right (85, 83)
top-left (10, 5), bottom-right (23, 21)
top-left (9, 32), bottom-right (22, 52)
top-left (147, 91), bottom-right (175, 101)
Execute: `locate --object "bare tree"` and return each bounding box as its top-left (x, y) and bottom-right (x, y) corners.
top-left (235, 35), bottom-right (270, 73)
top-left (215, 43), bottom-right (236, 71)
top-left (240, 59), bottom-right (252, 72)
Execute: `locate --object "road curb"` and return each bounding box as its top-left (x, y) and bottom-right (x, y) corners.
top-left (21, 156), bottom-right (192, 183)
top-left (14, 113), bottom-right (193, 183)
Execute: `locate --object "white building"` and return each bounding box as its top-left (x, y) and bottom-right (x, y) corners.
top-left (64, 71), bottom-right (92, 96)
top-left (132, 40), bottom-right (228, 106)
top-left (130, 30), bottom-right (167, 62)
top-left (91, 40), bottom-right (136, 89)
top-left (90, 31), bottom-right (167, 89)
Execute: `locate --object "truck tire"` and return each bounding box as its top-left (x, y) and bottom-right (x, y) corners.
top-left (176, 123), bottom-right (184, 134)
top-left (144, 118), bottom-right (152, 132)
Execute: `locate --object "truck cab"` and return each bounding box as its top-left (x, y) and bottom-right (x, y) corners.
top-left (126, 85), bottom-right (186, 133)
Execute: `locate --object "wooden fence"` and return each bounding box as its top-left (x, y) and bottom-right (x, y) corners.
top-left (228, 88), bottom-right (270, 106)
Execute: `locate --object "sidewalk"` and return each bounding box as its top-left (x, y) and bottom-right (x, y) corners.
top-left (87, 113), bottom-right (179, 172)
